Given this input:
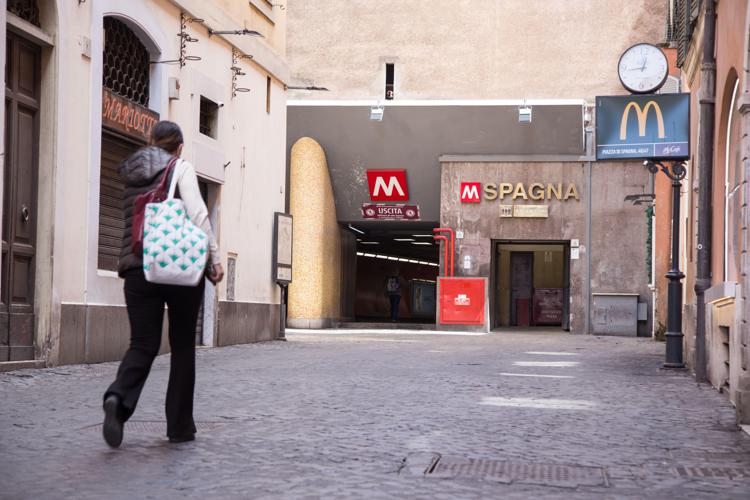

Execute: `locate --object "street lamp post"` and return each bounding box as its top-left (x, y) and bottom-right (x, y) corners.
top-left (645, 160), bottom-right (687, 368)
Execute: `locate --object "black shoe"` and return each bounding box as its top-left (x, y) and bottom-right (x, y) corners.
top-left (168, 434), bottom-right (195, 443)
top-left (102, 395), bottom-right (123, 448)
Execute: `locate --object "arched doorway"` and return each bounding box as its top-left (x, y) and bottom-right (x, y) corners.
top-left (97, 16), bottom-right (158, 272)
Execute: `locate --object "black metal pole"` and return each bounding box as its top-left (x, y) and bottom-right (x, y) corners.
top-left (278, 284), bottom-right (287, 341)
top-left (645, 160), bottom-right (686, 367)
top-left (665, 173), bottom-right (685, 367)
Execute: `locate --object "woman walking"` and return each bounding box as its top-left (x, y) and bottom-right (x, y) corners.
top-left (102, 121), bottom-right (223, 447)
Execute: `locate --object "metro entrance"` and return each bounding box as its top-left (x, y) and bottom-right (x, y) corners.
top-left (352, 223), bottom-right (439, 324)
top-left (491, 241), bottom-right (571, 331)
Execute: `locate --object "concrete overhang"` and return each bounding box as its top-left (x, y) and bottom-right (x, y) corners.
top-left (287, 99), bottom-right (586, 223)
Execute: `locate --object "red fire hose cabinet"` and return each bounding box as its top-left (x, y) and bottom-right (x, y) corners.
top-left (437, 277), bottom-right (489, 331)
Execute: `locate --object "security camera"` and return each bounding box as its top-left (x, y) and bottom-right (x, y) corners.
top-left (217, 101), bottom-right (225, 108)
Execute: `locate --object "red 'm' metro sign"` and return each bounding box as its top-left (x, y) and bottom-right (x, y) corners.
top-left (366, 170), bottom-right (409, 201)
top-left (460, 182), bottom-right (481, 203)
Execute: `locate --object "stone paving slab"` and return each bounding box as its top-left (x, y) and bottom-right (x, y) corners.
top-left (1, 331), bottom-right (749, 499)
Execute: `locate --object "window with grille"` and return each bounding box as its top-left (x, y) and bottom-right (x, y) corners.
top-left (102, 17), bottom-right (150, 107)
top-left (7, 0), bottom-right (40, 27)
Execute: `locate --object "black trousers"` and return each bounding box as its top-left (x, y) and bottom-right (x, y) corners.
top-left (389, 294), bottom-right (401, 321)
top-left (104, 270), bottom-right (205, 438)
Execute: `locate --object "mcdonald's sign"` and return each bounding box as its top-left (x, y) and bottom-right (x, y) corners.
top-left (595, 93), bottom-right (689, 160)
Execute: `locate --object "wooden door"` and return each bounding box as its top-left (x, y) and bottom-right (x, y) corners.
top-left (509, 252), bottom-right (533, 327)
top-left (1, 33), bottom-right (41, 361)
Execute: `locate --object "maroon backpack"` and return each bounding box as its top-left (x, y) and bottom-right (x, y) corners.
top-left (131, 156), bottom-right (178, 254)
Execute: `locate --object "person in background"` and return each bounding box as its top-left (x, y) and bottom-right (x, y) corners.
top-left (385, 271), bottom-right (403, 322)
top-left (101, 121), bottom-right (224, 448)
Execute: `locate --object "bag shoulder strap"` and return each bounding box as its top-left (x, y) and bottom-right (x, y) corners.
top-left (167, 158), bottom-right (183, 199)
top-left (155, 156), bottom-right (178, 196)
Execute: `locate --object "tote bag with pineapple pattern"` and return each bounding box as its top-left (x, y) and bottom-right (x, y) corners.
top-left (142, 160), bottom-right (208, 286)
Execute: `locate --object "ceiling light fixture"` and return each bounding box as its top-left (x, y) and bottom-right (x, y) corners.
top-left (348, 224), bottom-right (365, 235)
top-left (411, 242), bottom-right (432, 246)
top-left (393, 238), bottom-right (415, 242)
top-left (518, 101), bottom-right (532, 123)
top-left (369, 104), bottom-right (384, 121)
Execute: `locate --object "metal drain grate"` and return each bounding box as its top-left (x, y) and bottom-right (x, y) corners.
top-left (83, 420), bottom-right (226, 434)
top-left (674, 466), bottom-right (750, 479)
top-left (409, 454), bottom-right (608, 488)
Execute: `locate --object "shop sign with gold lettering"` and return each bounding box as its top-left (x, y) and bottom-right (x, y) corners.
top-left (498, 204), bottom-right (549, 218)
top-left (460, 181), bottom-right (580, 203)
top-left (102, 88), bottom-right (160, 142)
top-left (513, 205), bottom-right (549, 218)
top-left (499, 205), bottom-right (513, 218)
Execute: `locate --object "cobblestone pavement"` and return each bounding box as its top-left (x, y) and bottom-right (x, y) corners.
top-left (2, 330), bottom-right (750, 499)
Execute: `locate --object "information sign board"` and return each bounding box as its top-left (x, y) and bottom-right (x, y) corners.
top-left (596, 93), bottom-right (689, 160)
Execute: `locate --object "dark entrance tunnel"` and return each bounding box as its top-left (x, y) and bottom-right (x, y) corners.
top-left (349, 222), bottom-right (439, 323)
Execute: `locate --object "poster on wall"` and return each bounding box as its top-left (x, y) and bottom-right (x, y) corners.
top-left (273, 212), bottom-right (293, 285)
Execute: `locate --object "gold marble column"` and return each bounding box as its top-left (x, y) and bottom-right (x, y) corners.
top-left (288, 137), bottom-right (342, 328)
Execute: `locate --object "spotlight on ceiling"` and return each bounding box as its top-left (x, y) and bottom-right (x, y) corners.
top-left (518, 104), bottom-right (532, 123)
top-left (370, 104), bottom-right (384, 121)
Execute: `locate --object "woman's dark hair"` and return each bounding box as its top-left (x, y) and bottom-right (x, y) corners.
top-left (149, 120), bottom-right (183, 153)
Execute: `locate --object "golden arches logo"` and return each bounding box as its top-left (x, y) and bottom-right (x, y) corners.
top-left (619, 101), bottom-right (665, 140)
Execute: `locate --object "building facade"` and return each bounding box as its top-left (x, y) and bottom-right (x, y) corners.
top-left (673, 0), bottom-right (750, 424)
top-left (286, 1), bottom-right (668, 334)
top-left (1, 0), bottom-right (289, 368)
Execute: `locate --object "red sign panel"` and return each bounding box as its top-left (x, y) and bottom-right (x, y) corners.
top-left (460, 182), bottom-right (481, 203)
top-left (366, 170), bottom-right (409, 201)
top-left (439, 277), bottom-right (486, 325)
top-left (361, 204), bottom-right (420, 220)
top-left (102, 88), bottom-right (159, 142)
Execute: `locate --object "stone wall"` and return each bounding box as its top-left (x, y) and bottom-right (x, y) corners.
top-left (441, 160), bottom-right (651, 334)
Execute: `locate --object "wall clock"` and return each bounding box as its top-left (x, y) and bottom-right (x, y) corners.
top-left (618, 43), bottom-right (669, 94)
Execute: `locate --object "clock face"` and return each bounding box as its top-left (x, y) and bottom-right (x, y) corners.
top-left (618, 43), bottom-right (669, 94)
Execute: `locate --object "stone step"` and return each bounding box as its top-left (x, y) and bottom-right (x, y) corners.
top-left (0, 359), bottom-right (45, 373)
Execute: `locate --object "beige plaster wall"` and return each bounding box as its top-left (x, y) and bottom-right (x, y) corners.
top-left (705, 296), bottom-right (746, 408)
top-left (211, 0), bottom-right (286, 55)
top-left (2, 0), bottom-right (288, 364)
top-left (288, 137), bottom-right (342, 327)
top-left (58, 0), bottom-right (288, 308)
top-left (286, 0), bottom-right (667, 100)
